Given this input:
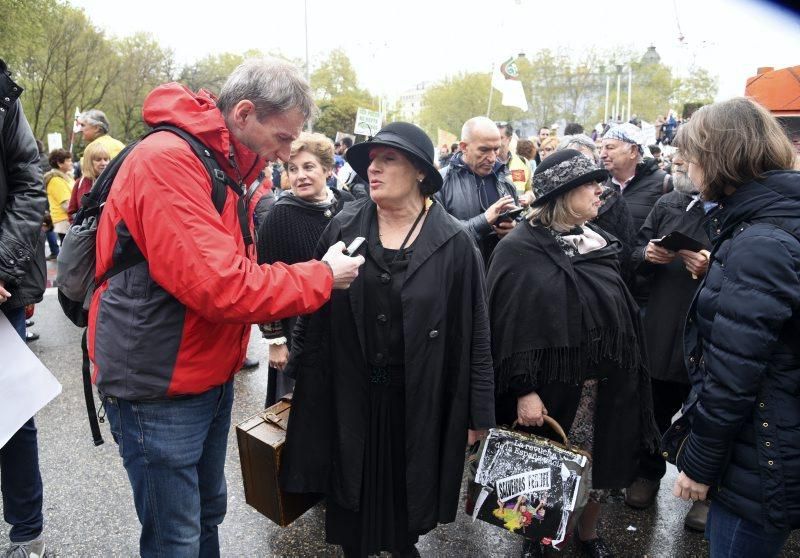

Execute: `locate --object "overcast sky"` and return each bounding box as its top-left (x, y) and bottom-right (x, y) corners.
top-left (71, 0), bottom-right (799, 102)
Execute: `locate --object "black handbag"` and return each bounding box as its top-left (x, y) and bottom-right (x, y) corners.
top-left (465, 416), bottom-right (590, 548)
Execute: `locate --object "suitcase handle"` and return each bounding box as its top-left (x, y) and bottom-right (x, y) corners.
top-left (263, 412), bottom-right (287, 430)
top-left (511, 415), bottom-right (569, 446)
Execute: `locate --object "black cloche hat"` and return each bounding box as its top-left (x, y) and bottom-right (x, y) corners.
top-left (345, 122), bottom-right (443, 193)
top-left (532, 149), bottom-right (608, 207)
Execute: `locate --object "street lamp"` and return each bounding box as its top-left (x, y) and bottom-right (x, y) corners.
top-left (600, 64), bottom-right (610, 124)
top-left (615, 64), bottom-right (623, 123)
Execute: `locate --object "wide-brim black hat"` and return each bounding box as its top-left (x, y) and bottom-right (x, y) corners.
top-left (345, 122), bottom-right (443, 193)
top-left (532, 149), bottom-right (608, 207)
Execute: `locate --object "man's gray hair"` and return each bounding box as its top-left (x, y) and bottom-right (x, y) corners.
top-left (80, 109), bottom-right (110, 134)
top-left (461, 116), bottom-right (497, 142)
top-left (217, 58), bottom-right (318, 122)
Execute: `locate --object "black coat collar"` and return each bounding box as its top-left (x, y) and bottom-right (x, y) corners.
top-left (333, 198), bottom-right (462, 360)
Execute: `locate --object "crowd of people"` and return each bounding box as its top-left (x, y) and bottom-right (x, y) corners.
top-left (1, 55), bottom-right (798, 558)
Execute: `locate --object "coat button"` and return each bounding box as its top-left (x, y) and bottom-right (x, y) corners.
top-left (763, 422), bottom-right (769, 428)
top-left (375, 352), bottom-right (384, 363)
top-left (765, 442), bottom-right (771, 447)
top-left (428, 329), bottom-right (439, 339)
top-left (689, 356), bottom-right (695, 364)
top-left (379, 273), bottom-right (390, 284)
top-left (759, 402), bottom-right (765, 408)
top-left (662, 451), bottom-right (669, 458)
top-left (377, 314), bottom-right (387, 324)
top-left (768, 460), bottom-right (774, 466)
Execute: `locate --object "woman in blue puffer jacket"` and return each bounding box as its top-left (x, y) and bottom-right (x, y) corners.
top-left (671, 97), bottom-right (800, 557)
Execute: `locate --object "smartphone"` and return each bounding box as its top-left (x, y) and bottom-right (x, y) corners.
top-left (496, 207), bottom-right (525, 223)
top-left (344, 236), bottom-right (366, 256)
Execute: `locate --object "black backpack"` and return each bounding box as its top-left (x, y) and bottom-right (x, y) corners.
top-left (56, 124), bottom-right (256, 445)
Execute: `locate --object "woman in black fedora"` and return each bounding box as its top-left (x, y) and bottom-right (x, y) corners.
top-left (280, 122), bottom-right (495, 557)
top-left (487, 150), bottom-right (658, 558)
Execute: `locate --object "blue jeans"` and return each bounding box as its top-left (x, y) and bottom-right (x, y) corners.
top-left (45, 230), bottom-right (59, 257)
top-left (706, 500), bottom-right (790, 558)
top-left (0, 306), bottom-right (44, 543)
top-left (104, 381), bottom-right (234, 558)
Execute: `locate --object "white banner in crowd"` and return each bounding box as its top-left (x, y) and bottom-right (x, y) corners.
top-left (0, 313), bottom-right (62, 448)
top-left (47, 132), bottom-right (63, 153)
top-left (354, 107), bottom-right (382, 136)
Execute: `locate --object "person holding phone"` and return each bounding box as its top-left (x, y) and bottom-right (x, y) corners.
top-left (281, 122), bottom-right (495, 558)
top-left (488, 149), bottom-right (658, 558)
top-left (436, 116), bottom-right (520, 266)
top-left (625, 140), bottom-right (713, 529)
top-left (257, 132), bottom-right (354, 406)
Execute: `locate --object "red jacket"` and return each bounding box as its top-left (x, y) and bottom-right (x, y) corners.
top-left (88, 83), bottom-right (332, 399)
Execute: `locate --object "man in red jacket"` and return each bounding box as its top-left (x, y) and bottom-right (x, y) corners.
top-left (89, 58), bottom-right (363, 557)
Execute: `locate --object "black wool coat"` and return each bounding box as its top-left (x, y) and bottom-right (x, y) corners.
top-left (593, 188), bottom-right (636, 283)
top-left (632, 191), bottom-right (712, 383)
top-left (605, 157), bottom-right (670, 233)
top-left (280, 198), bottom-right (495, 533)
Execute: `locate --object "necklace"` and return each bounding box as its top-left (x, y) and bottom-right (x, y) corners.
top-left (379, 205), bottom-right (427, 264)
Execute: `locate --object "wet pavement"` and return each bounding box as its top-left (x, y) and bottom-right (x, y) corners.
top-left (10, 289), bottom-right (800, 557)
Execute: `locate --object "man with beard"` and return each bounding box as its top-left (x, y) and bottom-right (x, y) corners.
top-left (624, 145), bottom-right (715, 531)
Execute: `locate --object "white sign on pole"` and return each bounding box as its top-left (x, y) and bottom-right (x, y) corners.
top-left (47, 133), bottom-right (63, 153)
top-left (354, 107), bottom-right (382, 136)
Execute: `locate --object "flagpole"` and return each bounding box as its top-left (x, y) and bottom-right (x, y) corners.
top-left (486, 63), bottom-right (495, 118)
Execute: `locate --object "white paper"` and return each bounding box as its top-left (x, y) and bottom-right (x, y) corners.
top-left (0, 313), bottom-right (62, 448)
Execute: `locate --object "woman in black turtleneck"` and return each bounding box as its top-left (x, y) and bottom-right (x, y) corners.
top-left (256, 132), bottom-right (352, 406)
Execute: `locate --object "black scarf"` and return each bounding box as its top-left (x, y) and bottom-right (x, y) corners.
top-left (488, 222), bottom-right (642, 387)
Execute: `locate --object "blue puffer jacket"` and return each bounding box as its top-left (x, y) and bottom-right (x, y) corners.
top-left (680, 171), bottom-right (800, 532)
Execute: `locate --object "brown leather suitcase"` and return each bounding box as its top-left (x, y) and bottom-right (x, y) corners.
top-left (235, 395), bottom-right (319, 526)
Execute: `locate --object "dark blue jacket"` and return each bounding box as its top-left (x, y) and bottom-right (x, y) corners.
top-left (680, 171), bottom-right (800, 532)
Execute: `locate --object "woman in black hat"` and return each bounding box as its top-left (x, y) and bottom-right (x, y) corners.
top-left (487, 150), bottom-right (658, 558)
top-left (280, 122), bottom-right (495, 557)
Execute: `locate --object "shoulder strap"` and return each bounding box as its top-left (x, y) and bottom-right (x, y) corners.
top-left (150, 124), bottom-right (242, 215)
top-left (663, 173), bottom-right (672, 194)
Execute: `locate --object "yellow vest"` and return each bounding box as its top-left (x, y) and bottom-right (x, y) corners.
top-left (507, 153), bottom-right (532, 195)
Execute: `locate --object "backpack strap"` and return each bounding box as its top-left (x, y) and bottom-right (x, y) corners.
top-left (81, 329), bottom-right (104, 446)
top-left (151, 125), bottom-right (253, 247)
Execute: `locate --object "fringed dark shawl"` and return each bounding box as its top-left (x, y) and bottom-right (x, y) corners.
top-left (488, 222), bottom-right (642, 391)
top-left (487, 221), bottom-right (659, 470)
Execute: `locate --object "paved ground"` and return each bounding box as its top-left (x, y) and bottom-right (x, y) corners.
top-left (8, 291), bottom-right (800, 557)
